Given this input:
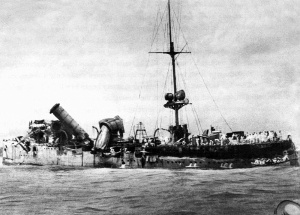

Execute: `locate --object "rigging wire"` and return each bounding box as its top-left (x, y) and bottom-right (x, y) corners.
top-left (156, 43), bottom-right (160, 131)
top-left (184, 106), bottom-right (190, 131)
top-left (190, 55), bottom-right (233, 132)
top-left (150, 4), bottom-right (168, 50)
top-left (169, 74), bottom-right (174, 126)
top-left (176, 58), bottom-right (203, 133)
top-left (171, 4), bottom-right (183, 53)
top-left (171, 7), bottom-right (233, 132)
top-left (129, 4), bottom-right (167, 136)
top-left (176, 61), bottom-right (202, 133)
top-left (128, 67), bottom-right (148, 136)
top-left (150, 6), bottom-right (161, 49)
top-left (175, 43), bottom-right (187, 61)
top-left (192, 104), bottom-right (203, 133)
top-left (155, 62), bottom-right (172, 129)
top-left (163, 22), bottom-right (168, 52)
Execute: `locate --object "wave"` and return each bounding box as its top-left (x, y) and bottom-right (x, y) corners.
top-left (76, 207), bottom-right (107, 212)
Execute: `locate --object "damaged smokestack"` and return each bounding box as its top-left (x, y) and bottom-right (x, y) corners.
top-left (50, 103), bottom-right (88, 140)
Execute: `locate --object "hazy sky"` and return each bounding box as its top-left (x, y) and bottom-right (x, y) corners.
top-left (0, 0), bottom-right (299, 146)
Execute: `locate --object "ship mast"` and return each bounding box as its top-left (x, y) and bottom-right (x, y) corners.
top-left (150, 0), bottom-right (190, 129)
top-left (168, 0), bottom-right (179, 127)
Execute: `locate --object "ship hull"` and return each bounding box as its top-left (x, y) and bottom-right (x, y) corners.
top-left (2, 141), bottom-right (299, 169)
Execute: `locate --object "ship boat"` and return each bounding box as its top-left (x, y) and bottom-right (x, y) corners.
top-left (2, 0), bottom-right (299, 169)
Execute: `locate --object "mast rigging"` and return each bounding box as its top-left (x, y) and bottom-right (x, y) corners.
top-left (149, 0), bottom-right (190, 128)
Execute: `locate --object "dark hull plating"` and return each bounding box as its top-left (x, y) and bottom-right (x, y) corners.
top-left (2, 140), bottom-right (299, 169)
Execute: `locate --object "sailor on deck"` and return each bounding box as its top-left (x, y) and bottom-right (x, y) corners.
top-left (278, 130), bottom-right (283, 141)
top-left (268, 131), bottom-right (274, 142)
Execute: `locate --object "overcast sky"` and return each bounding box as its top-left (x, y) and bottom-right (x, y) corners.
top-left (0, 0), bottom-right (299, 146)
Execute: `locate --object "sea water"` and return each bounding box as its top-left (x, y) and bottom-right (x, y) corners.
top-left (0, 162), bottom-right (299, 215)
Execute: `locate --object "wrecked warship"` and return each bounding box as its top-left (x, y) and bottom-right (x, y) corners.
top-left (2, 1), bottom-right (299, 169)
top-left (2, 102), bottom-right (298, 169)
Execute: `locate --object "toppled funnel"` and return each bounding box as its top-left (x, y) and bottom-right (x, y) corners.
top-left (94, 116), bottom-right (125, 150)
top-left (50, 103), bottom-right (88, 140)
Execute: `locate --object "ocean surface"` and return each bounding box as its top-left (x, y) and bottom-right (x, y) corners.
top-left (0, 159), bottom-right (299, 215)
